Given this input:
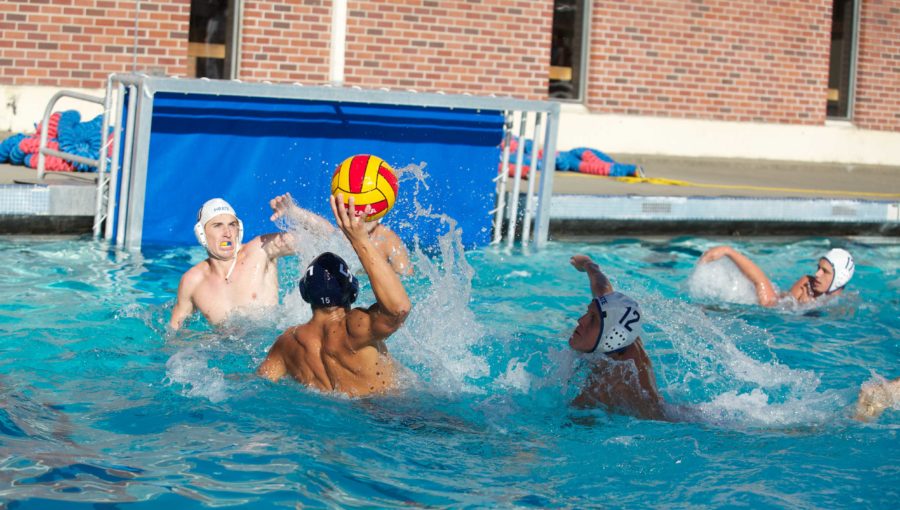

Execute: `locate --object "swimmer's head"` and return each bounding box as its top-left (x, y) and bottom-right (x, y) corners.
top-left (572, 291), bottom-right (643, 355)
top-left (821, 248), bottom-right (855, 293)
top-left (299, 252), bottom-right (359, 309)
top-left (194, 198), bottom-right (244, 251)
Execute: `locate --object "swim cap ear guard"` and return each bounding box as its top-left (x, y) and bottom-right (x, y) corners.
top-left (299, 252), bottom-right (359, 308)
top-left (823, 248), bottom-right (855, 293)
top-left (194, 198), bottom-right (244, 250)
top-left (591, 292), bottom-right (643, 354)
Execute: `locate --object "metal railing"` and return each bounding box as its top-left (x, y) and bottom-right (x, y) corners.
top-left (35, 87), bottom-right (114, 237)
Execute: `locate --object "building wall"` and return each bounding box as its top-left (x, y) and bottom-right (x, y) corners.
top-left (585, 0), bottom-right (832, 125)
top-left (854, 0), bottom-right (900, 132)
top-left (0, 0), bottom-right (189, 88)
top-left (1, 0), bottom-right (898, 145)
top-left (239, 0), bottom-right (331, 83)
top-left (340, 0), bottom-right (550, 98)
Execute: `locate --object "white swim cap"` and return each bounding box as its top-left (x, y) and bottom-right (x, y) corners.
top-left (823, 248), bottom-right (854, 293)
top-left (592, 291), bottom-right (643, 354)
top-left (194, 198), bottom-right (243, 249)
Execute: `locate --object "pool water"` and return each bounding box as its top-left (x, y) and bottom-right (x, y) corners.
top-left (0, 233), bottom-right (897, 508)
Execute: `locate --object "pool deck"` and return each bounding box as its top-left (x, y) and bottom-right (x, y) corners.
top-left (1, 131), bottom-right (899, 237)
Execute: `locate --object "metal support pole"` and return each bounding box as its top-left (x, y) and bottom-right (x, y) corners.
top-left (104, 81), bottom-right (126, 240)
top-left (491, 111), bottom-right (513, 245)
top-left (533, 106), bottom-right (560, 248)
top-left (520, 112), bottom-right (543, 246)
top-left (505, 111), bottom-right (528, 248)
top-left (116, 84), bottom-right (138, 248)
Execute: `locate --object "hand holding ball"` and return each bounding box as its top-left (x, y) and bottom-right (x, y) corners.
top-left (330, 154), bottom-right (398, 222)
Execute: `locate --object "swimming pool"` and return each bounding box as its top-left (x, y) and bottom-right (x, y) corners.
top-left (0, 233), bottom-right (897, 508)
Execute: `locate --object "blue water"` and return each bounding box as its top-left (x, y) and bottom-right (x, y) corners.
top-left (0, 234), bottom-right (897, 508)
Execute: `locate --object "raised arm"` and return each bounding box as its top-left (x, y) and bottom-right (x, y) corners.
top-left (331, 194), bottom-right (411, 340)
top-left (570, 254), bottom-right (614, 297)
top-left (699, 245), bottom-right (778, 307)
top-left (372, 225), bottom-right (413, 276)
top-left (261, 192), bottom-right (337, 259)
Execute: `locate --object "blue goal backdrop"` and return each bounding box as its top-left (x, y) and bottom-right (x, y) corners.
top-left (140, 92), bottom-right (504, 249)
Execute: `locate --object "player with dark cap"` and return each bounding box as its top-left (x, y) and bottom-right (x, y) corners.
top-left (257, 195), bottom-right (411, 397)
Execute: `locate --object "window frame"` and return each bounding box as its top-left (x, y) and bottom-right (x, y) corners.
top-left (548, 0), bottom-right (592, 103)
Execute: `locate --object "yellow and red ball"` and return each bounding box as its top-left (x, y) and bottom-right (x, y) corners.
top-left (331, 154), bottom-right (398, 222)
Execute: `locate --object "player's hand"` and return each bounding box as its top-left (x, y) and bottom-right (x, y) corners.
top-left (330, 194), bottom-right (374, 243)
top-left (570, 254), bottom-right (595, 272)
top-left (699, 245), bottom-right (732, 263)
top-left (269, 193), bottom-right (295, 222)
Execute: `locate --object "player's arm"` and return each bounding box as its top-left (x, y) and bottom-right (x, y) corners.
top-left (700, 245), bottom-right (777, 306)
top-left (332, 195), bottom-right (411, 344)
top-left (262, 192), bottom-right (337, 260)
top-left (256, 337), bottom-right (287, 382)
top-left (570, 254), bottom-right (614, 297)
top-left (379, 227), bottom-right (413, 276)
top-left (169, 272), bottom-right (197, 331)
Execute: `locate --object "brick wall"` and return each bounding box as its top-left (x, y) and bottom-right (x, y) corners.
top-left (585, 0), bottom-right (833, 125)
top-left (1, 0), bottom-right (897, 133)
top-left (0, 0), bottom-right (189, 89)
top-left (239, 0), bottom-right (331, 83)
top-left (854, 0), bottom-right (900, 132)
top-left (340, 0), bottom-right (551, 98)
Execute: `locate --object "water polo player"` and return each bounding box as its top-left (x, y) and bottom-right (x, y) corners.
top-left (698, 246), bottom-right (855, 307)
top-left (568, 254), bottom-right (666, 420)
top-left (257, 195), bottom-right (411, 397)
top-left (169, 196), bottom-right (301, 330)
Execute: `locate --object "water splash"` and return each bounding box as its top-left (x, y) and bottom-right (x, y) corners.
top-left (165, 348), bottom-right (228, 403)
top-left (687, 257), bottom-right (759, 304)
top-left (640, 289), bottom-right (841, 427)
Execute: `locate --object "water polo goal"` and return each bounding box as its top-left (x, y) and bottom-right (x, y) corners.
top-left (81, 73), bottom-right (559, 251)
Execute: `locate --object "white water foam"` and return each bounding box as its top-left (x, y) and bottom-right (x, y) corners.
top-left (165, 348), bottom-right (229, 403)
top-left (687, 257), bottom-right (759, 305)
top-left (642, 290), bottom-right (842, 427)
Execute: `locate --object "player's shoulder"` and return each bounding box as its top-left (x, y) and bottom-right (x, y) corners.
top-left (180, 260), bottom-right (210, 288)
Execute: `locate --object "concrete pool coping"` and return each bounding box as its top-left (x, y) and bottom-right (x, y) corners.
top-left (1, 147), bottom-right (898, 237)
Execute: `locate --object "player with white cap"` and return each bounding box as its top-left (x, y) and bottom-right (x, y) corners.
top-left (698, 245), bottom-right (855, 307)
top-left (169, 196), bottom-right (300, 330)
top-left (568, 254), bottom-right (666, 420)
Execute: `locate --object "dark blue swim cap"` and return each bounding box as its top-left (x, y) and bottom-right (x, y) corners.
top-left (298, 252), bottom-right (359, 308)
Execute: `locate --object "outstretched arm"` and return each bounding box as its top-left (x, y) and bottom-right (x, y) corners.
top-left (332, 194), bottom-right (411, 340)
top-left (262, 193), bottom-right (336, 259)
top-left (700, 245), bottom-right (778, 307)
top-left (570, 254), bottom-right (614, 297)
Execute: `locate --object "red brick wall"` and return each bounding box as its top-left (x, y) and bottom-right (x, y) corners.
top-left (239, 1), bottom-right (331, 83)
top-left (854, 0), bottom-right (900, 132)
top-left (0, 0), bottom-right (189, 89)
top-left (585, 0), bottom-right (833, 125)
top-left (340, 0), bottom-right (551, 98)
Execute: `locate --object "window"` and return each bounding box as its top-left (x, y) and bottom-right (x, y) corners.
top-left (188, 0), bottom-right (239, 79)
top-left (549, 0), bottom-right (588, 101)
top-left (827, 0), bottom-right (858, 118)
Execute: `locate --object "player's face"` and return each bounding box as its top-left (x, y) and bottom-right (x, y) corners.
top-left (204, 214), bottom-right (239, 257)
top-left (811, 258), bottom-right (834, 294)
top-left (570, 301), bottom-right (601, 349)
